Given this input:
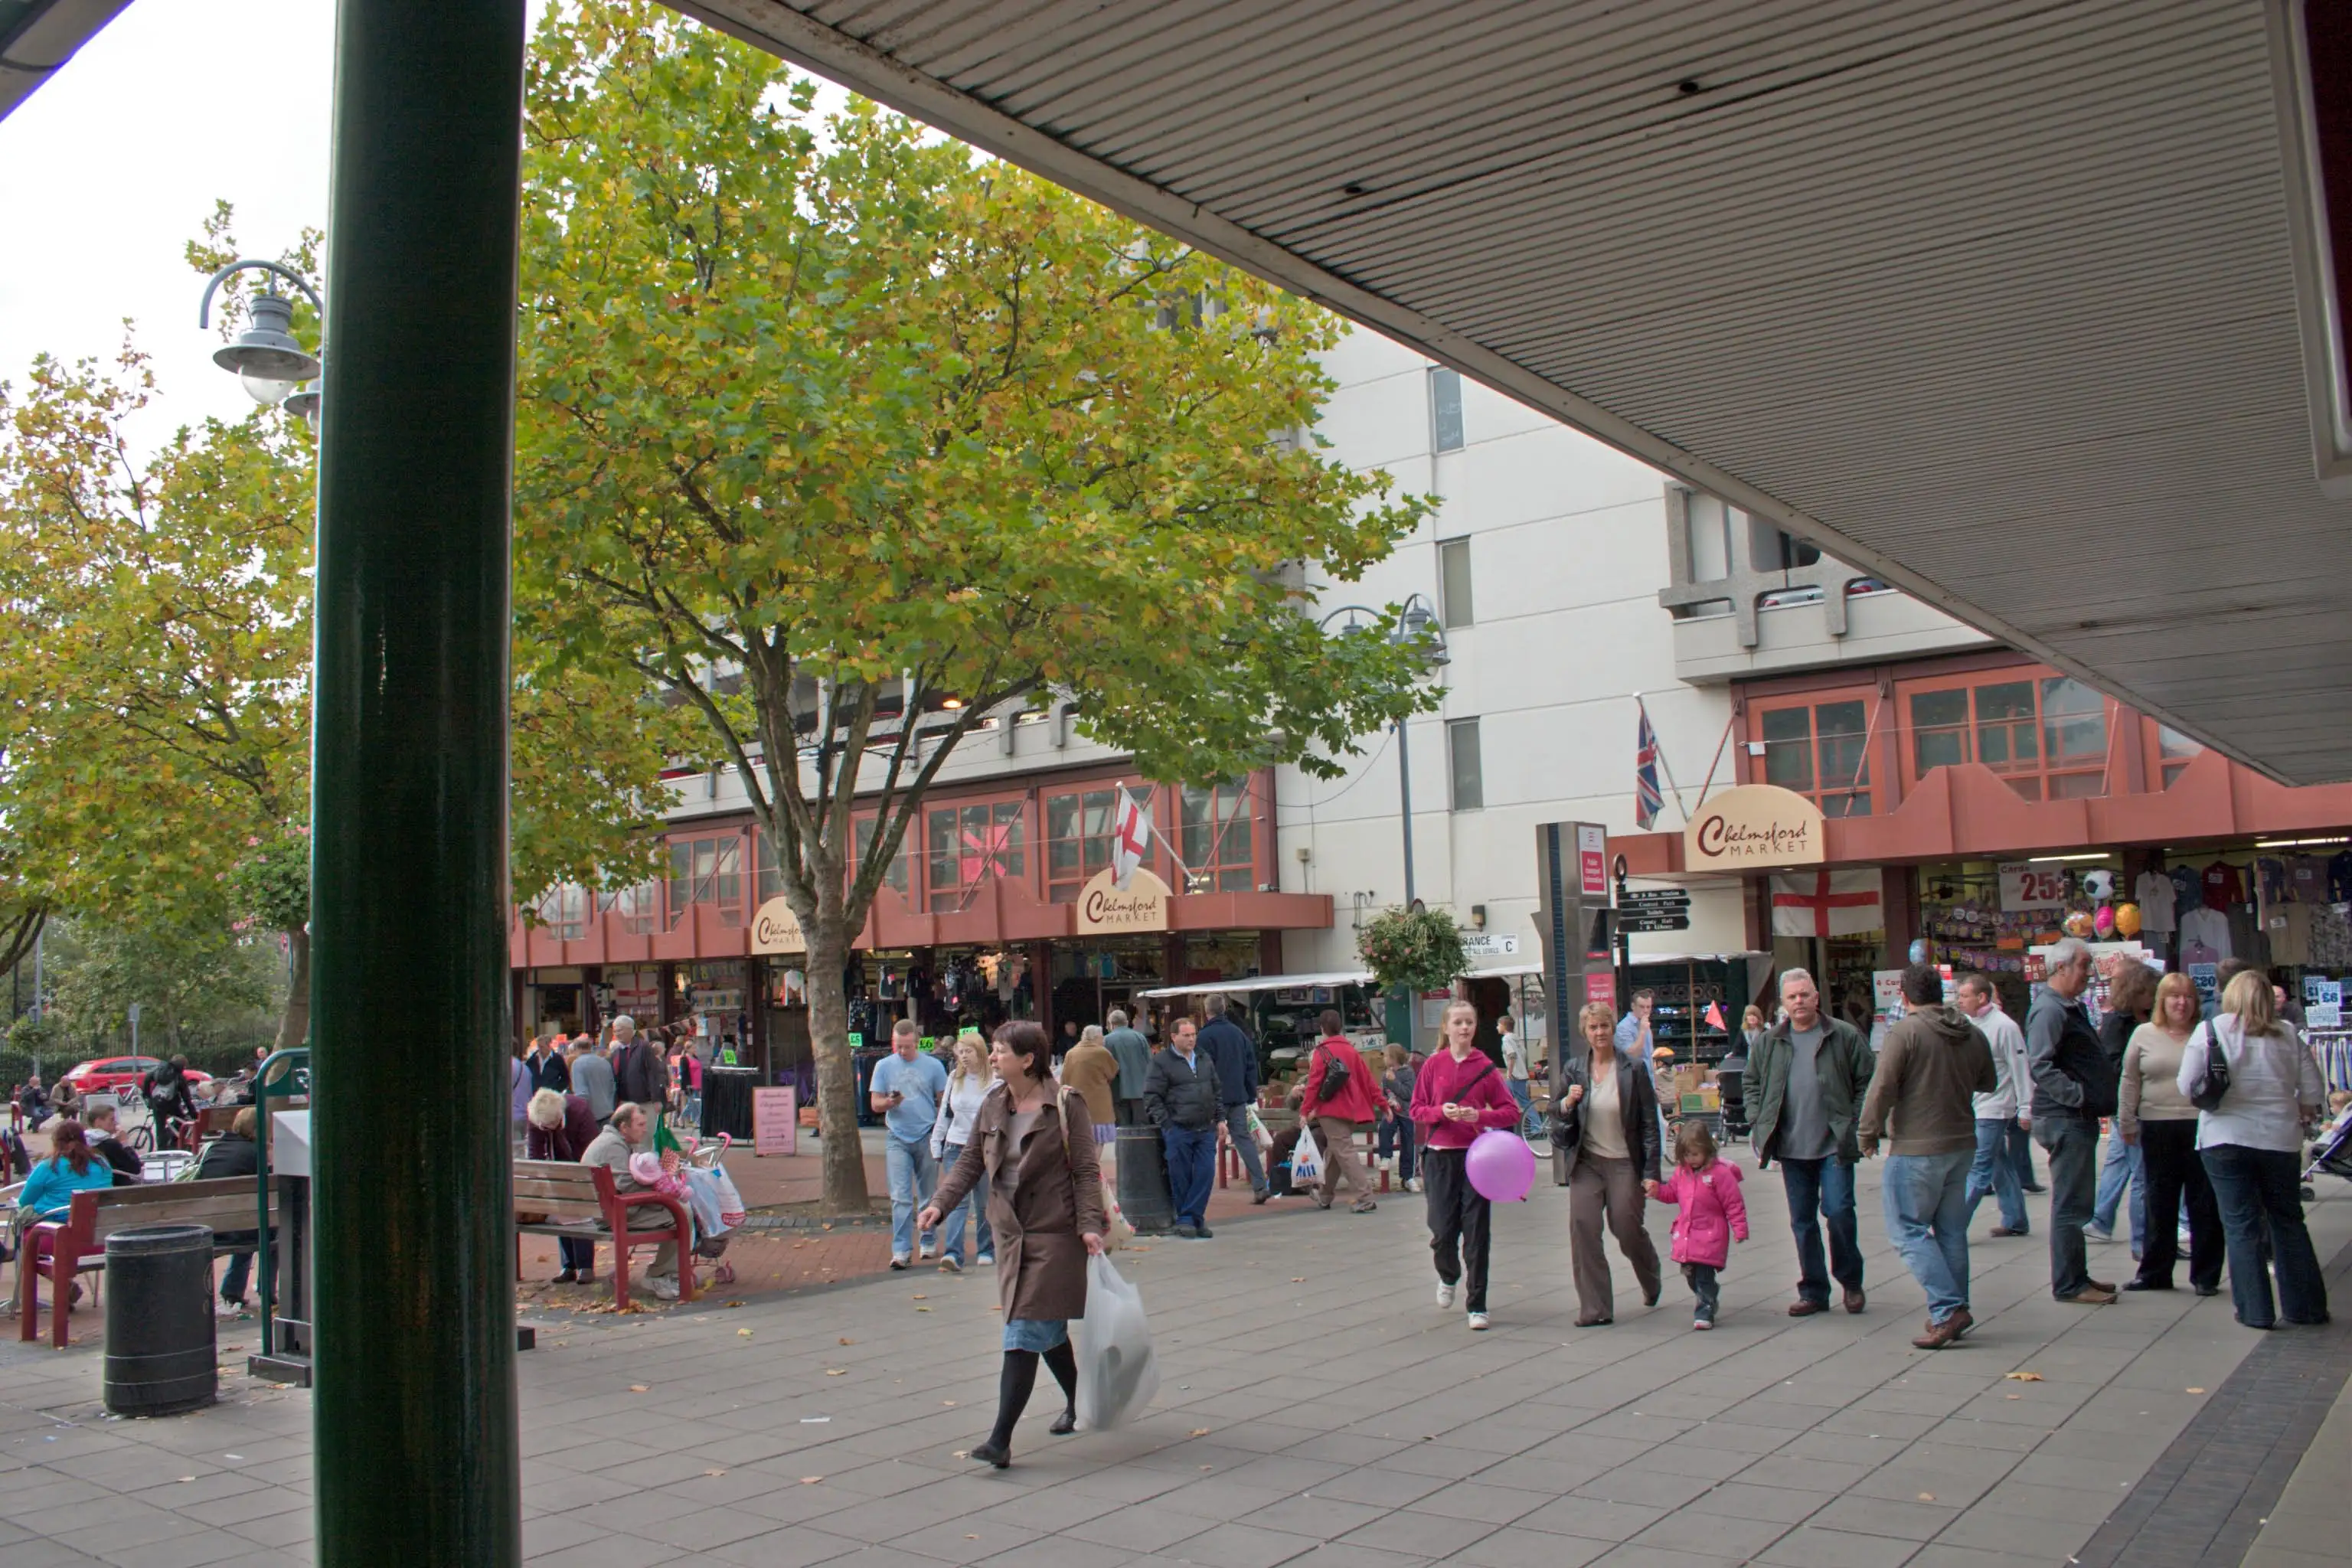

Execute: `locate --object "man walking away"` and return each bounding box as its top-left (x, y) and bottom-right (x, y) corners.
top-left (1104, 1009), bottom-right (1152, 1125)
top-left (569, 1034), bottom-right (618, 1122)
top-left (1500, 1014), bottom-right (1537, 1138)
top-left (2027, 938), bottom-right (2121, 1304)
top-left (1861, 964), bottom-right (1997, 1348)
top-left (609, 1016), bottom-right (668, 1136)
top-left (1298, 1010), bottom-right (1381, 1214)
top-left (1197, 995), bottom-right (1269, 1204)
top-left (1957, 974), bottom-right (2032, 1238)
top-left (1144, 1017), bottom-right (1222, 1238)
top-left (871, 1019), bottom-right (949, 1269)
top-left (1749, 969), bottom-right (1873, 1317)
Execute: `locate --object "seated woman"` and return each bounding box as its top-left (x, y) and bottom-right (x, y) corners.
top-left (18, 1119), bottom-right (115, 1220)
top-left (193, 1109), bottom-right (276, 1318)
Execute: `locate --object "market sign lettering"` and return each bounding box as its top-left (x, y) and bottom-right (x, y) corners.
top-left (1684, 784), bottom-right (1825, 870)
top-left (1076, 866), bottom-right (1171, 934)
top-left (750, 896), bottom-right (806, 955)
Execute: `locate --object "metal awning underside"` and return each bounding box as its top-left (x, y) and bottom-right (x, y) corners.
top-left (686, 0), bottom-right (2352, 783)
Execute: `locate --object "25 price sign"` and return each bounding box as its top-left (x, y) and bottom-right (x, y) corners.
top-left (1999, 863), bottom-right (2069, 913)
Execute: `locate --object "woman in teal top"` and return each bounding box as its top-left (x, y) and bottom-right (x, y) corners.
top-left (18, 1120), bottom-right (117, 1218)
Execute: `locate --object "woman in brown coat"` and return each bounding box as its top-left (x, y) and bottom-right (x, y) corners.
top-left (920, 1021), bottom-right (1106, 1468)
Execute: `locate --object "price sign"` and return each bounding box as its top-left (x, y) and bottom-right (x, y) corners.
top-left (1999, 863), bottom-right (2069, 913)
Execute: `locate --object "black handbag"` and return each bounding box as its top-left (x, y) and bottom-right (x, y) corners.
top-left (2189, 1021), bottom-right (2231, 1113)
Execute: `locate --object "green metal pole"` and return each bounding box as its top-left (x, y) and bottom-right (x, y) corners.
top-left (310, 2), bottom-right (524, 1562)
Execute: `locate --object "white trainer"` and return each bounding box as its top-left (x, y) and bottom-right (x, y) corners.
top-left (1436, 1281), bottom-right (1456, 1309)
top-left (647, 1277), bottom-right (679, 1301)
top-left (1467, 1312), bottom-right (1491, 1331)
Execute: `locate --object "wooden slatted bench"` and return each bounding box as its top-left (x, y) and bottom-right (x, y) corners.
top-left (17, 1177), bottom-right (280, 1348)
top-left (511, 1160), bottom-right (694, 1308)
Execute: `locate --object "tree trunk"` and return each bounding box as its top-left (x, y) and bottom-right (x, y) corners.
top-left (276, 926), bottom-right (311, 1057)
top-left (803, 923), bottom-right (870, 1211)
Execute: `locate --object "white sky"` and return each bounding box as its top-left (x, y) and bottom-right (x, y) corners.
top-left (0, 2), bottom-right (854, 457)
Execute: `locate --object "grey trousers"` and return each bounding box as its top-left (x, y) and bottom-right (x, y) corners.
top-left (1568, 1152), bottom-right (1661, 1324)
top-left (1223, 1104), bottom-right (1267, 1193)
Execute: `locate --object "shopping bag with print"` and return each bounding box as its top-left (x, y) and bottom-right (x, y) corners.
top-left (1287, 1122), bottom-right (1324, 1188)
top-left (1075, 1253), bottom-right (1161, 1430)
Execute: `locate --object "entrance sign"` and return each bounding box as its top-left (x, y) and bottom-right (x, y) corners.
top-left (1076, 866), bottom-right (1171, 934)
top-left (1461, 932), bottom-right (1520, 958)
top-left (750, 897), bottom-right (806, 955)
top-left (752, 1086), bottom-right (798, 1156)
top-left (1684, 784), bottom-right (1825, 870)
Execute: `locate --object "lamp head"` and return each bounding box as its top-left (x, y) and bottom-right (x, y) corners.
top-left (283, 380), bottom-right (322, 433)
top-left (214, 293), bottom-right (322, 404)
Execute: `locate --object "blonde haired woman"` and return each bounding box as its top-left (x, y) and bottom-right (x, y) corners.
top-left (1408, 1000), bottom-right (1521, 1329)
top-left (2179, 971), bottom-right (2328, 1328)
top-left (2120, 972), bottom-right (2220, 1295)
top-left (931, 1030), bottom-right (998, 1272)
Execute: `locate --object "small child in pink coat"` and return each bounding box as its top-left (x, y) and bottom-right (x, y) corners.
top-left (1645, 1121), bottom-right (1748, 1329)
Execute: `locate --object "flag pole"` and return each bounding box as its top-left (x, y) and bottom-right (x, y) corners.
top-left (1637, 694), bottom-right (1694, 825)
top-left (1692, 713), bottom-right (1737, 813)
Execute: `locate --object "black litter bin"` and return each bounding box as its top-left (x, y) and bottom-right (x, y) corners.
top-left (1114, 1125), bottom-right (1174, 1234)
top-left (104, 1222), bottom-right (217, 1417)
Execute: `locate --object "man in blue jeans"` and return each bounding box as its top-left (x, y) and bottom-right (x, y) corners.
top-left (2025, 939), bottom-right (2120, 1304)
top-left (870, 1019), bottom-right (947, 1269)
top-left (1144, 1017), bottom-right (1223, 1240)
top-left (1861, 963), bottom-right (1997, 1348)
top-left (1956, 975), bottom-right (2031, 1236)
top-left (1195, 995), bottom-right (1268, 1203)
top-left (1747, 969), bottom-right (1873, 1317)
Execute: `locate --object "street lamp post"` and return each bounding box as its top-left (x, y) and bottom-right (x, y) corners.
top-left (1318, 593), bottom-right (1448, 904)
top-left (197, 258), bottom-right (324, 426)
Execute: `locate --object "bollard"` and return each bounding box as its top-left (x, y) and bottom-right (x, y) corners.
top-left (1113, 1125), bottom-right (1174, 1233)
top-left (103, 1223), bottom-right (217, 1417)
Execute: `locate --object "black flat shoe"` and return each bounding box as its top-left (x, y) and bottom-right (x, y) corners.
top-left (1050, 1409), bottom-right (1076, 1435)
top-left (2122, 1279), bottom-right (2168, 1292)
top-left (2194, 1283), bottom-right (2222, 1297)
top-left (969, 1440), bottom-right (1010, 1468)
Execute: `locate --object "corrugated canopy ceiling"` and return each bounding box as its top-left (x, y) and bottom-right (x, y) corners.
top-left (707, 2), bottom-right (2352, 779)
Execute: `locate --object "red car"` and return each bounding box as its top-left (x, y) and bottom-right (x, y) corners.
top-left (57, 1056), bottom-right (215, 1096)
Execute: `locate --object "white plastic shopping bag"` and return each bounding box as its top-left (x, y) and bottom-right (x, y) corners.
top-left (1075, 1253), bottom-right (1160, 1430)
top-left (1287, 1122), bottom-right (1324, 1188)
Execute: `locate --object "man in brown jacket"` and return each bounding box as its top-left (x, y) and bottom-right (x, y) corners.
top-left (1860, 962), bottom-right (1997, 1348)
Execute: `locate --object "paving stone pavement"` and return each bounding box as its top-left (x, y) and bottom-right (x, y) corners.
top-left (2, 1153), bottom-right (2346, 1567)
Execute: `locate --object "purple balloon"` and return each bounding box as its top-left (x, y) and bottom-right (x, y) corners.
top-left (1465, 1128), bottom-right (1536, 1203)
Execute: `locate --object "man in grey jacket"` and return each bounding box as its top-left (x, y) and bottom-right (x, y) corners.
top-left (1104, 1009), bottom-right (1153, 1125)
top-left (1144, 1018), bottom-right (1223, 1240)
top-left (2025, 939), bottom-right (2119, 1305)
top-left (580, 1104), bottom-right (679, 1300)
top-left (1747, 968), bottom-right (1875, 1317)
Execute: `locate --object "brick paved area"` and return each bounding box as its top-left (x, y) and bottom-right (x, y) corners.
top-left (2, 1150), bottom-right (2344, 1567)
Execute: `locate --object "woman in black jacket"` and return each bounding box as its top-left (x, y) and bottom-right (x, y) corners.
top-left (1552, 1001), bottom-right (1663, 1325)
top-left (194, 1109), bottom-right (274, 1316)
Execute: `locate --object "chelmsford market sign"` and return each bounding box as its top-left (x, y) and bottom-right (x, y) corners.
top-left (1684, 783), bottom-right (1825, 871)
top-left (1076, 866), bottom-right (1170, 934)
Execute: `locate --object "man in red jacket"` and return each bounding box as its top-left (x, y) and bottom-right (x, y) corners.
top-left (1299, 1010), bottom-right (1381, 1213)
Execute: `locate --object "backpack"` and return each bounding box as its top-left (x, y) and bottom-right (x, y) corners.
top-left (1315, 1044), bottom-right (1351, 1104)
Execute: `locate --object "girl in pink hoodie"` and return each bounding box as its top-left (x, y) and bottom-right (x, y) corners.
top-left (1646, 1122), bottom-right (1748, 1329)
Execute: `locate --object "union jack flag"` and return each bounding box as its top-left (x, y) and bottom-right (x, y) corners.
top-left (1635, 701), bottom-right (1664, 829)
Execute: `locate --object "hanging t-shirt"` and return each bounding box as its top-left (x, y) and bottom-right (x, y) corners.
top-left (2132, 871), bottom-right (2177, 934)
top-left (2169, 864), bottom-right (2202, 914)
top-left (2256, 857), bottom-right (2290, 908)
top-left (2267, 904), bottom-right (2314, 966)
top-left (2289, 856), bottom-right (2328, 905)
top-left (2330, 849), bottom-right (2352, 904)
top-left (2178, 906), bottom-right (2233, 961)
top-left (2201, 860), bottom-right (2246, 911)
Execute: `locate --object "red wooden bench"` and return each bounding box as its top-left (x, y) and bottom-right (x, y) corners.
top-left (511, 1159), bottom-right (694, 1308)
top-left (17, 1177), bottom-right (280, 1348)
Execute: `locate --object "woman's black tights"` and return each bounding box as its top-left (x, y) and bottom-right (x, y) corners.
top-left (987, 1342), bottom-right (1079, 1451)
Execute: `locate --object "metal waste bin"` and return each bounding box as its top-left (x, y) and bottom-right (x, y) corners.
top-left (103, 1223), bottom-right (217, 1417)
top-left (1114, 1124), bottom-right (1174, 1234)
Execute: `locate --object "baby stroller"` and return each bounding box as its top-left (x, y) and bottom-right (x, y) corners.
top-left (2305, 1103), bottom-right (2352, 1185)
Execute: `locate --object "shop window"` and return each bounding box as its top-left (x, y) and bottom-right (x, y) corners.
top-left (1181, 782), bottom-right (1255, 893)
top-left (1448, 717), bottom-right (1484, 810)
top-left (1758, 699), bottom-right (1871, 817)
top-left (600, 882), bottom-right (655, 937)
top-left (665, 833), bottom-right (744, 929)
top-left (926, 799), bottom-right (1026, 912)
top-left (1045, 784), bottom-right (1151, 903)
top-left (851, 815), bottom-right (913, 900)
top-left (534, 883), bottom-right (588, 942)
top-left (1903, 675), bottom-right (2109, 800)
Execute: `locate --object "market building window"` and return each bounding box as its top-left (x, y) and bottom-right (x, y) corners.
top-left (1180, 782), bottom-right (1255, 893)
top-left (926, 799), bottom-right (1026, 912)
top-left (665, 834), bottom-right (745, 929)
top-left (534, 883), bottom-right (588, 942)
top-left (853, 815), bottom-right (913, 900)
top-left (1903, 675), bottom-right (2110, 800)
top-left (1045, 783), bottom-right (1151, 903)
top-left (1758, 698), bottom-right (1873, 817)
top-left (2152, 723), bottom-right (2203, 789)
top-left (601, 882), bottom-right (655, 937)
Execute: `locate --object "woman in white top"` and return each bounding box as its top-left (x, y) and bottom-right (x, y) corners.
top-left (2119, 973), bottom-right (2220, 1295)
top-left (2177, 972), bottom-right (2328, 1329)
top-left (1552, 1002), bottom-right (1664, 1327)
top-left (931, 1031), bottom-right (998, 1271)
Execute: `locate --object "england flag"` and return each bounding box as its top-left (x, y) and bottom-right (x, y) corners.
top-left (1111, 789), bottom-right (1152, 888)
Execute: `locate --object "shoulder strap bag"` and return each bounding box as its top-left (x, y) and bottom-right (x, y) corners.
top-left (2189, 1020), bottom-right (2232, 1113)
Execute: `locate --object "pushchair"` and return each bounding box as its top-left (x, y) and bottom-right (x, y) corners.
top-left (2305, 1102), bottom-right (2352, 1184)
